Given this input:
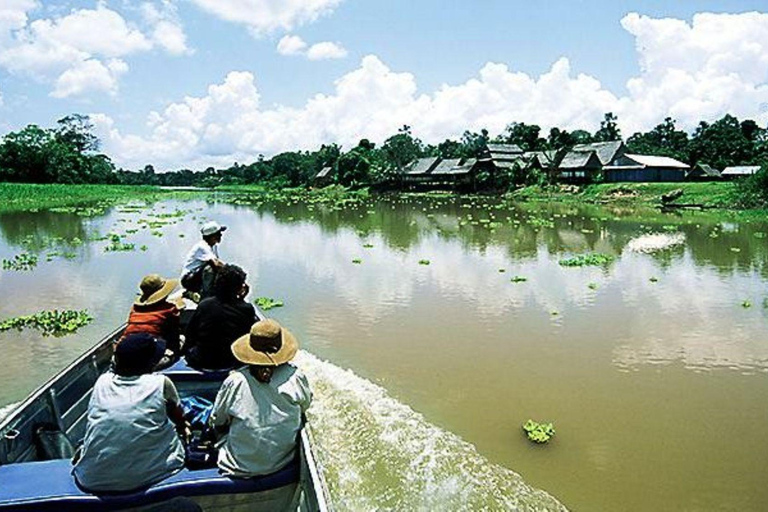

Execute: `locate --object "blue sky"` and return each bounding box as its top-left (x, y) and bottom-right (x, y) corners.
top-left (0, 1), bottom-right (767, 170)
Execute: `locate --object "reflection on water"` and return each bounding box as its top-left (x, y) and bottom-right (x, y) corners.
top-left (1, 194), bottom-right (768, 511)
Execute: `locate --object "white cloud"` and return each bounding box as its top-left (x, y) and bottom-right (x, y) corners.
top-left (307, 41), bottom-right (347, 60)
top-left (190, 0), bottom-right (343, 35)
top-left (616, 11), bottom-right (768, 134)
top-left (52, 58), bottom-right (128, 98)
top-left (0, 2), bottom-right (188, 98)
top-left (277, 34), bottom-right (346, 60)
top-left (141, 1), bottom-right (192, 56)
top-left (277, 34), bottom-right (307, 56)
top-left (94, 12), bottom-right (768, 170)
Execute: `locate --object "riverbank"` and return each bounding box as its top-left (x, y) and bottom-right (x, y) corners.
top-left (0, 183), bottom-right (204, 212)
top-left (509, 182), bottom-right (740, 208)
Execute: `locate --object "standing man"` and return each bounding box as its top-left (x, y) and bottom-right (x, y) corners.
top-left (181, 220), bottom-right (226, 299)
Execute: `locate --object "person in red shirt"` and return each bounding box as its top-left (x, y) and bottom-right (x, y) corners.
top-left (121, 274), bottom-right (183, 368)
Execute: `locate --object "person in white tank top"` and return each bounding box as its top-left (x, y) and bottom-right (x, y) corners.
top-left (73, 333), bottom-right (188, 492)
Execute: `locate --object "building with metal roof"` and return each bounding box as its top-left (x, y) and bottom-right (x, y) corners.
top-left (686, 163), bottom-right (721, 180)
top-left (721, 165), bottom-right (761, 179)
top-left (603, 153), bottom-right (689, 182)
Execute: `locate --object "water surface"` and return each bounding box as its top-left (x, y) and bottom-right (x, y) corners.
top-left (1, 194), bottom-right (767, 510)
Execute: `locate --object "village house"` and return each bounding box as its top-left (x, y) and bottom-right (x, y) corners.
top-left (400, 157), bottom-right (441, 187)
top-left (686, 163), bottom-right (721, 181)
top-left (556, 141), bottom-right (626, 182)
top-left (313, 166), bottom-right (334, 187)
top-left (721, 165), bottom-right (761, 179)
top-left (603, 154), bottom-right (690, 182)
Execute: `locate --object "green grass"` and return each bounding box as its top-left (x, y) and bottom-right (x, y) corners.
top-left (0, 184), bottom-right (167, 212)
top-left (511, 182), bottom-right (740, 208)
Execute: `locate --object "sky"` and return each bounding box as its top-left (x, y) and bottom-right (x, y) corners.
top-left (0, 0), bottom-right (767, 171)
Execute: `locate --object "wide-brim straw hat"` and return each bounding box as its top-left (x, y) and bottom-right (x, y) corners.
top-left (232, 319), bottom-right (299, 366)
top-left (135, 274), bottom-right (179, 306)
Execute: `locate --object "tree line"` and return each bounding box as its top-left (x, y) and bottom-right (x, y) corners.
top-left (1, 112), bottom-right (766, 191)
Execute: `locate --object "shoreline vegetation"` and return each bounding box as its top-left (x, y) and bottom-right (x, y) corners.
top-left (0, 181), bottom-right (762, 216)
top-left (0, 112), bottom-right (767, 209)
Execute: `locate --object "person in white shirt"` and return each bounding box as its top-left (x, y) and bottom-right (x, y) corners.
top-left (73, 334), bottom-right (188, 492)
top-left (209, 319), bottom-right (312, 479)
top-left (181, 221), bottom-right (226, 298)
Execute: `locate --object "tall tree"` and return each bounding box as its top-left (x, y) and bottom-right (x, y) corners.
top-left (499, 122), bottom-right (545, 151)
top-left (626, 117), bottom-right (689, 161)
top-left (687, 114), bottom-right (755, 169)
top-left (593, 112), bottom-right (622, 142)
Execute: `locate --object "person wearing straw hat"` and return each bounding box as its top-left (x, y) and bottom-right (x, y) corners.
top-left (180, 220), bottom-right (227, 300)
top-left (121, 274), bottom-right (183, 367)
top-left (209, 319), bottom-right (312, 479)
top-left (73, 333), bottom-right (188, 492)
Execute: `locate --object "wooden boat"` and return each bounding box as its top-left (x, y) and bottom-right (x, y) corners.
top-left (0, 319), bottom-right (332, 511)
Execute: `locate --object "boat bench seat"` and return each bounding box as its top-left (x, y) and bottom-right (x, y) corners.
top-left (0, 458), bottom-right (299, 511)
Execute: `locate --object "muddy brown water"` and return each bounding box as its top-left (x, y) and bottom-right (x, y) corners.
top-left (1, 194), bottom-right (767, 510)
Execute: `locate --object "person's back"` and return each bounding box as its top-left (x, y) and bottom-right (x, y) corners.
top-left (210, 320), bottom-right (311, 477)
top-left (73, 335), bottom-right (186, 492)
top-left (184, 264), bottom-right (256, 370)
top-left (212, 364), bottom-right (311, 477)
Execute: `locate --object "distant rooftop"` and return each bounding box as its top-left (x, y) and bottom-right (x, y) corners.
top-left (722, 165), bottom-right (761, 176)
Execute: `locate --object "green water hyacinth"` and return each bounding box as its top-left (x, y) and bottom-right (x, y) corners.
top-left (0, 309), bottom-right (93, 336)
top-left (254, 297), bottom-right (284, 311)
top-left (510, 276), bottom-right (527, 283)
top-left (418, 259), bottom-right (430, 265)
top-left (2, 253), bottom-right (38, 271)
top-left (523, 419), bottom-right (556, 444)
top-left (559, 253), bottom-right (615, 267)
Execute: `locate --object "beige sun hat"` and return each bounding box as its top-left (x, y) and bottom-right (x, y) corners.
top-left (134, 274), bottom-right (179, 306)
top-left (231, 319), bottom-right (299, 366)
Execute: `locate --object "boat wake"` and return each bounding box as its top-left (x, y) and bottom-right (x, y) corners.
top-left (296, 351), bottom-right (567, 511)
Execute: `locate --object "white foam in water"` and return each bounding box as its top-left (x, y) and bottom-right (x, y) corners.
top-left (626, 232), bottom-right (685, 253)
top-left (0, 402), bottom-right (19, 422)
top-left (296, 351), bottom-right (567, 511)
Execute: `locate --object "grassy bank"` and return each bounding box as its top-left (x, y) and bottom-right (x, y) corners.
top-left (0, 183), bottom-right (178, 212)
top-left (510, 182), bottom-right (740, 208)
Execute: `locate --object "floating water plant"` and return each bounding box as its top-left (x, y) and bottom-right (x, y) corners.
top-left (363, 244), bottom-right (374, 248)
top-left (352, 258), bottom-right (362, 264)
top-left (523, 420), bottom-right (555, 444)
top-left (742, 300), bottom-right (752, 308)
top-left (2, 253), bottom-right (38, 271)
top-left (649, 276), bottom-right (659, 282)
top-left (559, 253), bottom-right (615, 267)
top-left (254, 297), bottom-right (284, 311)
top-left (498, 269), bottom-right (506, 273)
top-left (588, 282), bottom-right (598, 290)
top-left (418, 259), bottom-right (430, 265)
top-left (105, 241), bottom-right (135, 252)
top-left (0, 309), bottom-right (93, 336)
top-left (510, 276), bottom-right (527, 283)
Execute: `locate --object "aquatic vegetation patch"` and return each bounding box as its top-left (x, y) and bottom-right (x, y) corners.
top-left (523, 420), bottom-right (555, 444)
top-left (418, 259), bottom-right (430, 265)
top-left (2, 253), bottom-right (38, 271)
top-left (741, 300), bottom-right (752, 308)
top-left (363, 244), bottom-right (374, 248)
top-left (352, 258), bottom-right (362, 264)
top-left (588, 282), bottom-right (598, 290)
top-left (0, 309), bottom-right (93, 336)
top-left (649, 276), bottom-right (659, 282)
top-left (559, 253), bottom-right (615, 267)
top-left (254, 297), bottom-right (284, 311)
top-left (510, 276), bottom-right (527, 283)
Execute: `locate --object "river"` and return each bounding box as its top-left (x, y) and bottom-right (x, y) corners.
top-left (0, 192), bottom-right (767, 510)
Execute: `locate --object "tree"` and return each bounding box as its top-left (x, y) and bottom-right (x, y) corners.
top-left (570, 129), bottom-right (594, 145)
top-left (55, 114), bottom-right (99, 153)
top-left (593, 112), bottom-right (621, 142)
top-left (381, 125), bottom-right (424, 172)
top-left (460, 129), bottom-right (490, 158)
top-left (687, 114), bottom-right (755, 169)
top-left (499, 122), bottom-right (545, 151)
top-left (547, 127), bottom-right (578, 150)
top-left (626, 117), bottom-right (689, 161)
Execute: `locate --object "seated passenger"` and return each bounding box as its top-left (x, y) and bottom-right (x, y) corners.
top-left (121, 274), bottom-right (182, 364)
top-left (210, 319), bottom-right (312, 477)
top-left (73, 334), bottom-right (187, 492)
top-left (180, 221), bottom-right (226, 299)
top-left (184, 264), bottom-right (257, 370)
